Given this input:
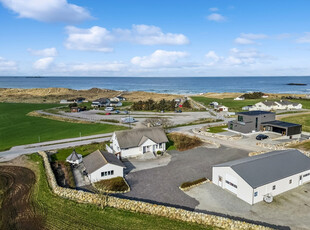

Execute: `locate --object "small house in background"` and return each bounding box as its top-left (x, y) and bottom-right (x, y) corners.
top-left (210, 101), bottom-right (219, 107)
top-left (66, 150), bottom-right (83, 165)
top-left (75, 97), bottom-right (87, 103)
top-left (262, 94), bottom-right (269, 98)
top-left (91, 98), bottom-right (110, 108)
top-left (242, 105), bottom-right (253, 111)
top-left (60, 99), bottom-right (70, 104)
top-left (110, 101), bottom-right (122, 107)
top-left (217, 105), bottom-right (228, 112)
top-left (234, 96), bottom-right (245, 101)
top-left (117, 96), bottom-right (126, 101)
top-left (83, 150), bottom-right (125, 183)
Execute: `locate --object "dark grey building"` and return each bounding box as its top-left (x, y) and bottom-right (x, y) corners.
top-left (228, 110), bottom-right (302, 137)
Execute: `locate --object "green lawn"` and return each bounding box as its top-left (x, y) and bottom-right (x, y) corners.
top-left (207, 125), bottom-right (228, 133)
top-left (51, 142), bottom-right (108, 161)
top-left (0, 103), bottom-right (126, 151)
top-left (280, 114), bottom-right (310, 132)
top-left (28, 154), bottom-right (213, 230)
top-left (191, 96), bottom-right (263, 112)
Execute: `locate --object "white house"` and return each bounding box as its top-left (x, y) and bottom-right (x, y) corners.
top-left (234, 96), bottom-right (245, 101)
top-left (217, 105), bottom-right (228, 112)
top-left (110, 127), bottom-right (169, 158)
top-left (212, 149), bottom-right (310, 205)
top-left (83, 150), bottom-right (125, 183)
top-left (66, 150), bottom-right (82, 165)
top-left (249, 100), bottom-right (302, 111)
top-left (91, 98), bottom-right (110, 108)
top-left (110, 101), bottom-right (122, 107)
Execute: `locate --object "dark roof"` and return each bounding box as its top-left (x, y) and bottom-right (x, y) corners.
top-left (261, 120), bottom-right (301, 128)
top-left (115, 127), bottom-right (169, 149)
top-left (83, 150), bottom-right (125, 174)
top-left (214, 149), bottom-right (310, 188)
top-left (66, 150), bottom-right (82, 161)
top-left (261, 101), bottom-right (277, 106)
top-left (237, 111), bottom-right (274, 116)
top-left (93, 98), bottom-right (109, 103)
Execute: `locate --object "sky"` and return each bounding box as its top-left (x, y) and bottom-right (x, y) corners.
top-left (0, 0), bottom-right (310, 77)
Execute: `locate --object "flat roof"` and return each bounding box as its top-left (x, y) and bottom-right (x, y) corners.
top-left (237, 111), bottom-right (274, 116)
top-left (214, 149), bottom-right (310, 188)
top-left (261, 120), bottom-right (301, 128)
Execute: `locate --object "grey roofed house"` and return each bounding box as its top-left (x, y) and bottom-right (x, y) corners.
top-left (261, 101), bottom-right (277, 106)
top-left (83, 150), bottom-right (125, 174)
top-left (214, 149), bottom-right (310, 188)
top-left (114, 127), bottom-right (169, 149)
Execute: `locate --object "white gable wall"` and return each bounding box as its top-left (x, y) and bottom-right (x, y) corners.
top-left (88, 163), bottom-right (124, 183)
top-left (212, 166), bottom-right (254, 204)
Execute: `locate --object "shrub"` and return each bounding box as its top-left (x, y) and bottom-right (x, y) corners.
top-left (180, 178), bottom-right (207, 189)
top-left (156, 150), bottom-right (162, 155)
top-left (94, 177), bottom-right (129, 192)
top-left (167, 133), bottom-right (202, 151)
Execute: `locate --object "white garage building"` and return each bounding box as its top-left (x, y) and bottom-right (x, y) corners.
top-left (212, 149), bottom-right (310, 205)
top-left (83, 150), bottom-right (125, 183)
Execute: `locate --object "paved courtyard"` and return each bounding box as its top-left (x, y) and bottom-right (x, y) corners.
top-left (120, 146), bottom-right (249, 209)
top-left (185, 182), bottom-right (310, 230)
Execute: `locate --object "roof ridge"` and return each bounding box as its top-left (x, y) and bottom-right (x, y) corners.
top-left (98, 150), bottom-right (108, 164)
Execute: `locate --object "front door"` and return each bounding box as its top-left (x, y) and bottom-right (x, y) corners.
top-left (299, 175), bottom-right (303, 185)
top-left (218, 176), bottom-right (223, 187)
top-left (153, 145), bottom-right (155, 153)
top-left (143, 146), bottom-right (146, 153)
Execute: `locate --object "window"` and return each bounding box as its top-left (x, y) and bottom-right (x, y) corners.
top-left (289, 179), bottom-right (292, 184)
top-left (225, 180), bottom-right (237, 188)
top-left (108, 171), bottom-right (111, 175)
top-left (101, 172), bottom-right (105, 177)
top-left (255, 117), bottom-right (258, 129)
top-left (304, 173), bottom-right (310, 177)
top-left (254, 192), bottom-right (258, 197)
top-left (156, 144), bottom-right (158, 148)
top-left (111, 170), bottom-right (114, 175)
top-left (272, 185), bottom-right (276, 190)
top-left (105, 172), bottom-right (108, 176)
top-left (159, 143), bottom-right (162, 148)
top-left (237, 115), bottom-right (243, 122)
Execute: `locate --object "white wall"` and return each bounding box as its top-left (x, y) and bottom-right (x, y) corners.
top-left (212, 167), bottom-right (254, 205)
top-left (88, 163), bottom-right (124, 183)
top-left (253, 169), bottom-right (310, 204)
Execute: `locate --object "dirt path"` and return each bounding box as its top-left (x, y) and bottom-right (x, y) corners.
top-left (0, 166), bottom-right (45, 230)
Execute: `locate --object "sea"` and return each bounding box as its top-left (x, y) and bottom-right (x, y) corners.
top-left (1, 76), bottom-right (310, 95)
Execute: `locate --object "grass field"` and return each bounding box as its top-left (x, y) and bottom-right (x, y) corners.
top-left (51, 142), bottom-right (107, 161)
top-left (27, 154), bottom-right (213, 230)
top-left (191, 96), bottom-right (310, 112)
top-left (280, 114), bottom-right (310, 132)
top-left (0, 103), bottom-right (126, 151)
top-left (207, 125), bottom-right (228, 133)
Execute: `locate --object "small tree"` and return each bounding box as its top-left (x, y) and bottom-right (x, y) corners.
top-left (68, 103), bottom-right (77, 108)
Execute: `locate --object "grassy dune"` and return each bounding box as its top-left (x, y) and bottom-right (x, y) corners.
top-left (0, 103), bottom-right (126, 151)
top-left (28, 154), bottom-right (213, 230)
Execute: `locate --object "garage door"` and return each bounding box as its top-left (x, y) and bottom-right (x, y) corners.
top-left (225, 174), bottom-right (238, 194)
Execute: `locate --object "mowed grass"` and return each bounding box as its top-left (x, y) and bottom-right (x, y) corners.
top-left (207, 125), bottom-right (228, 133)
top-left (280, 114), bottom-right (310, 132)
top-left (52, 142), bottom-right (107, 161)
top-left (0, 103), bottom-right (126, 151)
top-left (28, 154), bottom-right (213, 230)
top-left (191, 96), bottom-right (263, 112)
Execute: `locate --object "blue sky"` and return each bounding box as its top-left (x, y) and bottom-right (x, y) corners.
top-left (0, 0), bottom-right (310, 76)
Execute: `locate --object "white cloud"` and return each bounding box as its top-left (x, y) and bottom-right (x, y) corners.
top-left (209, 7), bottom-right (219, 12)
top-left (0, 0), bottom-right (92, 23)
top-left (65, 25), bottom-right (189, 52)
top-left (57, 62), bottom-right (126, 73)
top-left (131, 50), bottom-right (188, 68)
top-left (205, 48), bottom-right (268, 66)
top-left (296, 32), bottom-right (310, 43)
top-left (0, 57), bottom-right (17, 71)
top-left (28, 47), bottom-right (57, 57)
top-left (33, 57), bottom-right (54, 70)
top-left (235, 33), bottom-right (267, 45)
top-left (207, 13), bottom-right (226, 22)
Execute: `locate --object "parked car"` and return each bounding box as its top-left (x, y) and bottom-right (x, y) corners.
top-left (175, 109), bottom-right (182, 113)
top-left (123, 110), bottom-right (129, 114)
top-left (106, 112), bottom-right (111, 115)
top-left (105, 107), bottom-right (114, 111)
top-left (115, 110), bottom-right (120, 114)
top-left (256, 134), bottom-right (269, 140)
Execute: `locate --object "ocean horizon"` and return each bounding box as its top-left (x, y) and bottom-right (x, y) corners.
top-left (1, 76), bottom-right (310, 95)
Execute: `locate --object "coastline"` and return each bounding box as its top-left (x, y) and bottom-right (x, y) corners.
top-left (0, 87), bottom-right (307, 103)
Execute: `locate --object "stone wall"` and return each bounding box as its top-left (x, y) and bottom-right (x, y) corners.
top-left (38, 151), bottom-right (272, 230)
